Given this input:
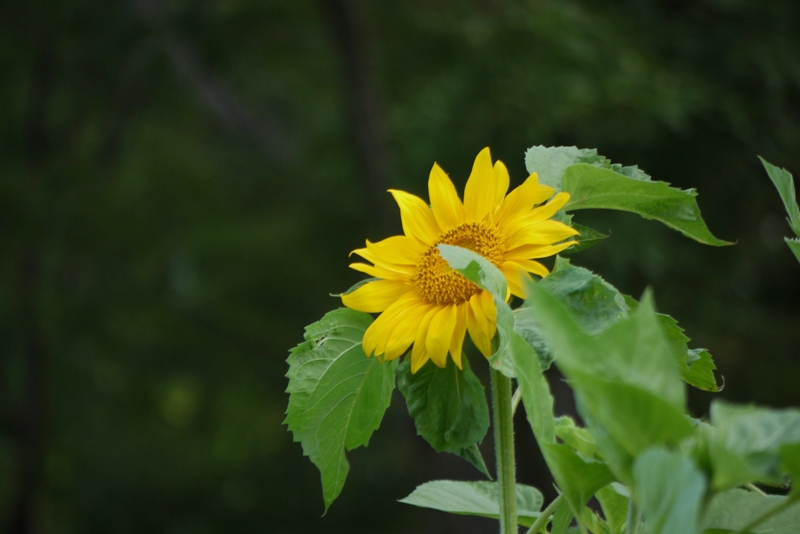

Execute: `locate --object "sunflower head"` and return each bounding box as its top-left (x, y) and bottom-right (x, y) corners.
top-left (342, 148), bottom-right (578, 373)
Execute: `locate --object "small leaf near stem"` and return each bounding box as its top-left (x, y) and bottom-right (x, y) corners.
top-left (492, 368), bottom-right (518, 533)
top-left (526, 494), bottom-right (562, 534)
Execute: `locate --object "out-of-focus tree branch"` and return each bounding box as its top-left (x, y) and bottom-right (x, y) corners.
top-left (131, 0), bottom-right (297, 166)
top-left (318, 0), bottom-right (392, 227)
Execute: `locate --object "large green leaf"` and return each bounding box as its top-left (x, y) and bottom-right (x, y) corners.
top-left (708, 401), bottom-right (800, 489)
top-left (285, 308), bottom-right (397, 510)
top-left (760, 157), bottom-right (800, 237)
top-left (398, 480), bottom-right (544, 527)
top-left (701, 489), bottom-right (800, 533)
top-left (397, 355), bottom-right (490, 455)
top-left (523, 284), bottom-right (695, 481)
top-left (633, 447), bottom-right (706, 534)
top-left (525, 146), bottom-right (650, 190)
top-left (561, 164), bottom-right (731, 246)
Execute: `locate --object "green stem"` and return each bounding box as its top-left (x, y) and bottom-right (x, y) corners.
top-left (511, 386), bottom-right (523, 415)
top-left (745, 483), bottom-right (767, 496)
top-left (526, 495), bottom-right (562, 534)
top-left (491, 368), bottom-right (518, 534)
top-left (625, 498), bottom-right (639, 534)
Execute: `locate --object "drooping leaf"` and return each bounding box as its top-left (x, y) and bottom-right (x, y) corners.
top-left (523, 284), bottom-right (695, 481)
top-left (708, 401), bottom-right (800, 489)
top-left (561, 164), bottom-right (731, 246)
top-left (560, 222), bottom-right (610, 255)
top-left (701, 488), bottom-right (800, 533)
top-left (513, 263), bottom-right (629, 370)
top-left (397, 355), bottom-right (490, 455)
top-left (633, 447), bottom-right (707, 534)
top-left (760, 156), bottom-right (800, 237)
top-left (595, 484), bottom-right (629, 534)
top-left (626, 296), bottom-right (720, 392)
top-left (285, 308), bottom-right (397, 510)
top-left (398, 480), bottom-right (544, 527)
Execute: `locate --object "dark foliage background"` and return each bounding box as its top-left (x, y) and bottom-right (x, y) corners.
top-left (1, 0), bottom-right (799, 533)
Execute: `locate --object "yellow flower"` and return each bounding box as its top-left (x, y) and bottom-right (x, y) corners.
top-left (342, 148), bottom-right (578, 373)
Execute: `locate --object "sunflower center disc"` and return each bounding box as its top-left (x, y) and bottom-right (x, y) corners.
top-left (414, 222), bottom-right (505, 305)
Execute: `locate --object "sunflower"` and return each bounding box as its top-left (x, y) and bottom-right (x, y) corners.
top-left (342, 148), bottom-right (578, 373)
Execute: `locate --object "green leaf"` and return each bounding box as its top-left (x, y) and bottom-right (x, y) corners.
top-left (626, 297), bottom-right (720, 392)
top-left (541, 442), bottom-right (615, 513)
top-left (285, 308), bottom-right (397, 511)
top-left (561, 164), bottom-right (731, 246)
top-left (523, 284), bottom-right (695, 481)
top-left (330, 277), bottom-right (380, 297)
top-left (708, 401), bottom-right (800, 489)
top-left (596, 484), bottom-right (629, 534)
top-left (781, 443), bottom-right (800, 499)
top-left (398, 480), bottom-right (544, 527)
top-left (508, 323), bottom-right (556, 443)
top-left (455, 443), bottom-right (492, 479)
top-left (786, 238), bottom-right (800, 263)
top-left (633, 447), bottom-right (707, 534)
top-left (513, 263), bottom-right (629, 370)
top-left (701, 488), bottom-right (800, 533)
top-left (437, 243), bottom-right (507, 298)
top-left (560, 223), bottom-right (610, 255)
top-left (551, 496), bottom-right (575, 534)
top-left (524, 146), bottom-right (650, 191)
top-left (759, 157), bottom-right (800, 237)
top-left (555, 416), bottom-right (601, 460)
top-left (397, 355), bottom-right (490, 455)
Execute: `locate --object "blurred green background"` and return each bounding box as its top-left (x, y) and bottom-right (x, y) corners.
top-left (2, 0), bottom-right (799, 532)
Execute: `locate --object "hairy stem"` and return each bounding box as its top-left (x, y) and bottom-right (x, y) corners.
top-left (491, 369), bottom-right (517, 533)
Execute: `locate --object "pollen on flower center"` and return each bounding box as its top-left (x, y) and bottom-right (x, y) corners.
top-left (414, 222), bottom-right (505, 305)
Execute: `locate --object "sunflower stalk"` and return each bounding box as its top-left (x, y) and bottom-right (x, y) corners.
top-left (491, 368), bottom-right (518, 533)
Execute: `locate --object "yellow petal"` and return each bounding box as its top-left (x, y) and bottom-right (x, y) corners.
top-left (496, 173), bottom-right (556, 231)
top-left (410, 307), bottom-right (438, 373)
top-left (349, 262), bottom-right (414, 281)
top-left (383, 301), bottom-right (431, 361)
top-left (492, 160), bottom-right (510, 213)
top-left (464, 147), bottom-right (497, 221)
top-left (426, 304), bottom-right (457, 368)
top-left (428, 163), bottom-right (465, 231)
top-left (448, 303), bottom-right (468, 369)
top-left (361, 292), bottom-right (420, 356)
top-left (341, 279), bottom-right (412, 313)
top-left (468, 292), bottom-right (491, 337)
top-left (505, 220), bottom-right (580, 250)
top-left (501, 261), bottom-right (534, 298)
top-left (467, 303), bottom-right (494, 357)
top-left (511, 258), bottom-right (550, 278)
top-left (389, 189), bottom-right (441, 243)
top-left (505, 240), bottom-right (577, 261)
top-left (351, 235), bottom-right (424, 266)
top-left (520, 192), bottom-right (571, 225)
